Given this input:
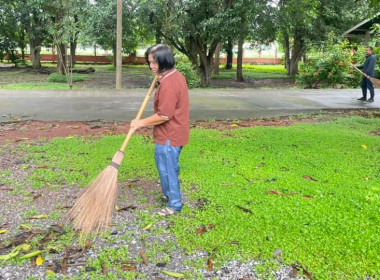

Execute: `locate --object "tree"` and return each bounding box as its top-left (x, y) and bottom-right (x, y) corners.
top-left (81, 0), bottom-right (141, 67)
top-left (0, 0), bottom-right (32, 65)
top-left (228, 0), bottom-right (275, 82)
top-left (19, 0), bottom-right (50, 69)
top-left (146, 0), bottom-right (240, 87)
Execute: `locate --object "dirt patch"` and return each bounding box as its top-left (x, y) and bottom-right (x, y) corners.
top-left (0, 116), bottom-right (318, 146)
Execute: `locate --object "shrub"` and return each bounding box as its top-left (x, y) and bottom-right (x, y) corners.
top-left (175, 55), bottom-right (200, 88)
top-left (48, 73), bottom-right (87, 83)
top-left (297, 40), bottom-right (365, 88)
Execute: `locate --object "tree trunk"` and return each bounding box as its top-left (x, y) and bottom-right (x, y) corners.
top-left (226, 39), bottom-right (233, 70)
top-left (29, 38), bottom-right (42, 70)
top-left (70, 40), bottom-right (77, 68)
top-left (57, 43), bottom-right (66, 75)
top-left (199, 63), bottom-right (213, 87)
top-left (288, 33), bottom-right (303, 76)
top-left (282, 30), bottom-right (290, 73)
top-left (213, 42), bottom-right (221, 75)
top-left (113, 45), bottom-right (117, 67)
top-left (155, 24), bottom-right (162, 44)
top-left (116, 0), bottom-right (123, 89)
top-left (236, 34), bottom-right (244, 82)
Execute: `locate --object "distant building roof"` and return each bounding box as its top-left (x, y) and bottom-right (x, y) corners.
top-left (343, 15), bottom-right (380, 42)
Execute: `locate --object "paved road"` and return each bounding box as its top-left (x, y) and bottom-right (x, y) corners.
top-left (0, 88), bottom-right (378, 122)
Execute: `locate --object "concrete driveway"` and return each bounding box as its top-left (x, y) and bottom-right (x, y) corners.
top-left (0, 88), bottom-right (378, 122)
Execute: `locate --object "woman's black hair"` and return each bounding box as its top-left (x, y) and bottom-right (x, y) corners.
top-left (145, 44), bottom-right (175, 73)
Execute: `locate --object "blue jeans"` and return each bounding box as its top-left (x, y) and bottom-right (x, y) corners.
top-left (154, 140), bottom-right (183, 212)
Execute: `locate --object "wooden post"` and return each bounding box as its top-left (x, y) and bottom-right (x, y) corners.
top-left (116, 0), bottom-right (122, 89)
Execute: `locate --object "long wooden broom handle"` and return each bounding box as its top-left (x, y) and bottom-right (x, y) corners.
top-left (353, 65), bottom-right (370, 79)
top-left (119, 75), bottom-right (159, 152)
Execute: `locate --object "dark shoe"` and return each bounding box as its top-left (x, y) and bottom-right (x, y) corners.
top-left (366, 98), bottom-right (374, 102)
top-left (357, 97), bottom-right (366, 101)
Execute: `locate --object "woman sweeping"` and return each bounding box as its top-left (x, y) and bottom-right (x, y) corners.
top-left (130, 44), bottom-right (189, 216)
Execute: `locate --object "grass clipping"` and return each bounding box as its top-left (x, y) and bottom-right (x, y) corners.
top-left (67, 150), bottom-right (124, 233)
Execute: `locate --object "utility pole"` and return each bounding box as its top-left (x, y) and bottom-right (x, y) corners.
top-left (116, 0), bottom-right (122, 89)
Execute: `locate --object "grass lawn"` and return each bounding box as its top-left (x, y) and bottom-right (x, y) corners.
top-left (213, 65), bottom-right (290, 80)
top-left (9, 116), bottom-right (380, 279)
top-left (0, 63), bottom-right (290, 89)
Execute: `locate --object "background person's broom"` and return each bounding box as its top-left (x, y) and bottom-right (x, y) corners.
top-left (67, 75), bottom-right (158, 233)
top-left (353, 65), bottom-right (380, 88)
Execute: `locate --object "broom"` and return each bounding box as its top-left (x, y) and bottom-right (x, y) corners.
top-left (353, 65), bottom-right (380, 88)
top-left (67, 75), bottom-right (159, 233)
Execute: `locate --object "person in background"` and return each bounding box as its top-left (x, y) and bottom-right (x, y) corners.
top-left (357, 46), bottom-right (376, 102)
top-left (130, 44), bottom-right (189, 216)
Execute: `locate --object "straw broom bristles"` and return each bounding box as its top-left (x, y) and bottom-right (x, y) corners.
top-left (67, 150), bottom-right (124, 233)
top-left (67, 75), bottom-right (158, 234)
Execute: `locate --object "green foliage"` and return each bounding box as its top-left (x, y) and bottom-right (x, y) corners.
top-left (2, 83), bottom-right (71, 90)
top-left (47, 73), bottom-right (87, 83)
top-left (297, 40), bottom-right (365, 88)
top-left (175, 56), bottom-right (200, 88)
top-left (18, 116), bottom-right (380, 279)
top-left (213, 64), bottom-right (289, 80)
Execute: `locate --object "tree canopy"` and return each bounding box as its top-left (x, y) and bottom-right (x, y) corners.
top-left (0, 0), bottom-right (374, 86)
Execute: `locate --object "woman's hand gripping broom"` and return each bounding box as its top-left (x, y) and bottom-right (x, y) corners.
top-left (67, 75), bottom-right (159, 233)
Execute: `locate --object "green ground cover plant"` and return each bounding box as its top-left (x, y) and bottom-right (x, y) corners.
top-left (13, 117), bottom-right (380, 279)
top-left (47, 73), bottom-right (88, 83)
top-left (212, 64), bottom-right (289, 80)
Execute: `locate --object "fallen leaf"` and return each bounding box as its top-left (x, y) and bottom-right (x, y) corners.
top-left (281, 166), bottom-right (290, 171)
top-left (236, 205), bottom-right (253, 214)
top-left (303, 175), bottom-right (317, 182)
top-left (230, 124), bottom-right (239, 127)
top-left (360, 144), bottom-right (367, 149)
top-left (140, 249), bottom-right (149, 265)
top-left (72, 126), bottom-right (81, 129)
top-left (101, 262), bottom-right (107, 275)
top-left (121, 265), bottom-right (136, 271)
top-left (0, 229), bottom-right (7, 234)
top-left (161, 270), bottom-right (186, 278)
top-left (116, 205), bottom-right (136, 212)
top-left (29, 214), bottom-right (48, 219)
top-left (141, 223), bottom-right (152, 231)
top-left (33, 194), bottom-right (42, 200)
top-left (20, 223), bottom-right (33, 231)
top-left (36, 254), bottom-right (44, 266)
top-left (46, 270), bottom-right (56, 276)
top-left (291, 264), bottom-right (312, 279)
top-left (196, 225), bottom-right (207, 235)
top-left (207, 254), bottom-right (213, 271)
top-left (15, 137), bottom-right (29, 142)
top-left (37, 165), bottom-right (48, 169)
top-left (19, 250), bottom-right (46, 260)
top-left (266, 190), bottom-right (284, 196)
top-left (284, 192), bottom-right (299, 196)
